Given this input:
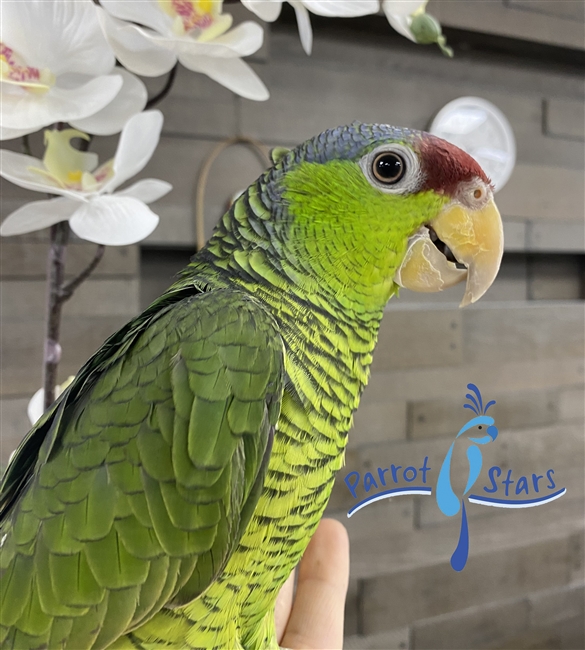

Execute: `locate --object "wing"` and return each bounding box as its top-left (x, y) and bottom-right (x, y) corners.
top-left (0, 289), bottom-right (284, 650)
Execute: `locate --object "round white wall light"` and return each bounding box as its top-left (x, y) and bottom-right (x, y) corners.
top-left (429, 97), bottom-right (516, 192)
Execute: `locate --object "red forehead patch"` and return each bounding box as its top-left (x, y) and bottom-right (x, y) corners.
top-left (417, 133), bottom-right (491, 196)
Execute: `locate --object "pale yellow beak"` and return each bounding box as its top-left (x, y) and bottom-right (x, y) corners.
top-left (394, 198), bottom-right (504, 307)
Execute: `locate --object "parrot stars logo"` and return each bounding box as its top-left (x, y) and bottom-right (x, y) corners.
top-left (344, 384), bottom-right (567, 571)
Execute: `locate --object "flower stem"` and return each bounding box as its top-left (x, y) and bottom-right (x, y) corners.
top-left (42, 228), bottom-right (107, 410)
top-left (145, 63), bottom-right (178, 110)
top-left (60, 245), bottom-right (105, 301)
top-left (43, 222), bottom-right (69, 410)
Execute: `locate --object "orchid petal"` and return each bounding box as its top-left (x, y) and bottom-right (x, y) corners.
top-left (69, 195), bottom-right (159, 245)
top-left (383, 0), bottom-right (428, 17)
top-left (116, 179), bottom-right (173, 204)
top-left (1, 75), bottom-right (123, 130)
top-left (303, 0), bottom-right (379, 17)
top-left (385, 11), bottom-right (416, 41)
top-left (0, 124), bottom-right (38, 141)
top-left (0, 149), bottom-right (85, 199)
top-left (27, 376), bottom-right (75, 425)
top-left (0, 0), bottom-right (115, 77)
top-left (27, 388), bottom-right (45, 426)
top-left (104, 110), bottom-right (164, 194)
top-left (207, 22), bottom-right (265, 58)
top-left (92, 159), bottom-right (115, 185)
top-left (241, 0), bottom-right (283, 22)
top-left (97, 8), bottom-right (178, 78)
top-left (101, 0), bottom-right (174, 36)
top-left (81, 172), bottom-right (102, 194)
top-left (178, 53), bottom-right (269, 101)
top-left (290, 1), bottom-right (313, 55)
top-left (70, 69), bottom-right (148, 136)
top-left (153, 26), bottom-right (261, 60)
top-left (0, 197), bottom-right (79, 237)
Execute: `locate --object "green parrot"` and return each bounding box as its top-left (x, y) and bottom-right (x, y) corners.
top-left (0, 122), bottom-right (503, 650)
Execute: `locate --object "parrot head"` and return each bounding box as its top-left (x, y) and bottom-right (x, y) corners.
top-left (266, 122), bottom-right (504, 308)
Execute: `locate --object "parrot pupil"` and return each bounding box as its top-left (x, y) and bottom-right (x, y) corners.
top-left (373, 153), bottom-right (405, 184)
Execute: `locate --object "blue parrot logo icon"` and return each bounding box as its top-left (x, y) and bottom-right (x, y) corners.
top-left (436, 384), bottom-right (498, 571)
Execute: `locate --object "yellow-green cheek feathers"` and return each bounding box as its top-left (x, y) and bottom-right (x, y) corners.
top-left (282, 160), bottom-right (448, 309)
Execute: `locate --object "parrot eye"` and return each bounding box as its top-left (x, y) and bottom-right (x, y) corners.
top-left (372, 153), bottom-right (406, 184)
top-left (360, 144), bottom-right (421, 195)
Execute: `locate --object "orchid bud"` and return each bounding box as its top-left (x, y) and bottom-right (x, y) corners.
top-left (410, 13), bottom-right (453, 57)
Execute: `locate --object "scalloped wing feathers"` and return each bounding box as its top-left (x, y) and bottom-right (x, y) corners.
top-left (0, 290), bottom-right (284, 649)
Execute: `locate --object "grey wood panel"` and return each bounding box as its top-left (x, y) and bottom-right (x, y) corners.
top-left (0, 315), bottom-right (131, 397)
top-left (545, 98), bottom-right (585, 141)
top-left (144, 66), bottom-right (237, 139)
top-left (496, 164), bottom-right (584, 221)
top-left (0, 241), bottom-right (138, 279)
top-left (1, 279), bottom-right (139, 321)
top-left (429, 0), bottom-right (585, 50)
top-left (507, 0), bottom-right (585, 22)
top-left (527, 221), bottom-right (585, 252)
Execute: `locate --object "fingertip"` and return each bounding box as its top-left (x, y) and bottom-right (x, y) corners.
top-left (317, 518), bottom-right (349, 553)
top-left (299, 518), bottom-right (350, 590)
top-left (280, 518), bottom-right (350, 650)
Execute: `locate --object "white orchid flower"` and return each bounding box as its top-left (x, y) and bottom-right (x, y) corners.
top-left (0, 111), bottom-right (171, 246)
top-left (241, 0), bottom-right (379, 55)
top-left (98, 0), bottom-right (268, 101)
top-left (27, 376), bottom-right (75, 426)
top-left (0, 0), bottom-right (147, 140)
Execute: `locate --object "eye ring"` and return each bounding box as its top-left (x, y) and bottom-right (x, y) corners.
top-left (360, 144), bottom-right (421, 195)
top-left (372, 152), bottom-right (406, 185)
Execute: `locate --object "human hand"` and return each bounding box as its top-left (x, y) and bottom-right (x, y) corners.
top-left (275, 518), bottom-right (350, 650)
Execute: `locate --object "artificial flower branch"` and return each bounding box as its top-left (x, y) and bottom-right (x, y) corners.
top-left (1, 111), bottom-right (170, 412)
top-left (40, 128), bottom-right (104, 408)
top-left (43, 221), bottom-right (70, 409)
top-left (36, 9), bottom-right (182, 409)
top-left (60, 244), bottom-right (106, 302)
top-left (43, 228), bottom-right (105, 408)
